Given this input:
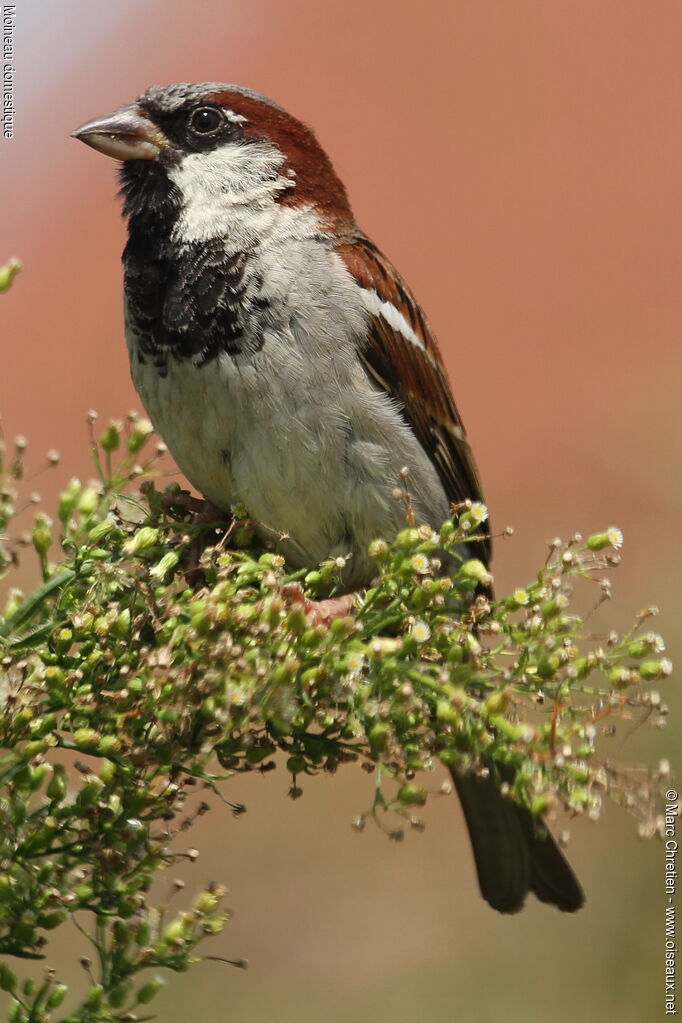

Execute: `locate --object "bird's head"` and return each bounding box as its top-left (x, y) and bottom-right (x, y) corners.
top-left (73, 83), bottom-right (355, 238)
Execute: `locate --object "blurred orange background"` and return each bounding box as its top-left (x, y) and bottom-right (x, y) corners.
top-left (2, 2), bottom-right (681, 1021)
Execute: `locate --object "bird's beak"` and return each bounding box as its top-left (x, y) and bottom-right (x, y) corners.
top-left (72, 103), bottom-right (168, 161)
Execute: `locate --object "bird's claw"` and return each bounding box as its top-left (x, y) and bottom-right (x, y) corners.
top-left (280, 581), bottom-right (356, 626)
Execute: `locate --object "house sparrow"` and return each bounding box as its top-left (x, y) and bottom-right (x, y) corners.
top-left (73, 83), bottom-right (584, 914)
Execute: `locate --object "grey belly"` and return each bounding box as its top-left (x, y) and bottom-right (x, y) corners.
top-left (129, 341), bottom-right (449, 588)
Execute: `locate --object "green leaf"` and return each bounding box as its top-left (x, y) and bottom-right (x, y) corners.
top-left (0, 568), bottom-right (75, 640)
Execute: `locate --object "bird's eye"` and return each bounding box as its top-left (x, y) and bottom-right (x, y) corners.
top-left (188, 107), bottom-right (223, 136)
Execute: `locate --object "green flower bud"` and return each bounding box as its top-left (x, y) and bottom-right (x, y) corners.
top-left (47, 765), bottom-right (67, 802)
top-left (73, 727), bottom-right (100, 750)
top-left (586, 527), bottom-right (623, 551)
top-left (189, 598), bottom-right (211, 629)
top-left (76, 778), bottom-right (104, 809)
top-left (541, 599), bottom-right (560, 619)
top-left (98, 735), bottom-right (121, 757)
top-left (439, 749), bottom-right (460, 767)
top-left (537, 654), bottom-right (562, 679)
top-left (439, 520), bottom-right (456, 542)
top-left (285, 606), bottom-right (308, 634)
top-left (22, 739), bottom-right (48, 759)
top-left (111, 607), bottom-right (131, 638)
top-left (369, 723), bottom-right (390, 752)
top-left (608, 666), bottom-right (632, 688)
top-left (271, 660), bottom-right (299, 687)
top-left (483, 688), bottom-right (512, 715)
top-left (58, 477), bottom-right (81, 524)
top-left (258, 552), bottom-right (285, 570)
top-left (395, 527), bottom-right (420, 549)
top-left (52, 627), bottom-right (73, 654)
top-left (26, 763), bottom-right (52, 791)
top-left (232, 524), bottom-right (255, 547)
top-left (123, 526), bottom-right (159, 556)
top-left (450, 662), bottom-right (473, 685)
top-left (73, 611), bottom-right (94, 635)
top-left (487, 715), bottom-right (534, 742)
top-left (397, 783), bottom-right (428, 806)
top-left (639, 659), bottom-right (669, 681)
top-left (572, 657), bottom-right (591, 679)
top-left (460, 559), bottom-right (491, 584)
top-left (368, 637), bottom-right (402, 657)
top-left (530, 794), bottom-right (553, 816)
top-left (194, 891), bottom-right (219, 915)
top-left (0, 963), bottom-right (16, 993)
top-left (87, 515), bottom-right (118, 544)
top-left (32, 512), bottom-right (53, 558)
top-left (3, 588), bottom-right (24, 619)
top-left (108, 983), bottom-right (130, 1009)
top-left (436, 700), bottom-right (461, 726)
top-left (46, 983), bottom-right (68, 1009)
top-left (409, 586), bottom-right (431, 611)
top-left (163, 917), bottom-right (189, 944)
top-left (44, 665), bottom-right (65, 694)
top-left (77, 485), bottom-right (100, 516)
top-left (127, 418), bottom-right (153, 454)
top-left (446, 644), bottom-right (464, 664)
top-left (149, 550), bottom-right (180, 580)
top-left (330, 616), bottom-right (354, 639)
top-left (84, 985), bottom-right (104, 1010)
top-left (0, 257), bottom-right (21, 292)
top-left (100, 420), bottom-right (122, 453)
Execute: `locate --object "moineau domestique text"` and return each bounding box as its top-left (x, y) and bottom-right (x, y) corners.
top-left (3, 5), bottom-right (16, 139)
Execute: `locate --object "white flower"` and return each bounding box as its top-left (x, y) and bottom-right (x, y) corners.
top-left (607, 526), bottom-right (624, 549)
top-left (410, 553), bottom-right (431, 574)
top-left (346, 652), bottom-right (365, 674)
top-left (410, 620), bottom-right (431, 643)
top-left (469, 502), bottom-right (488, 524)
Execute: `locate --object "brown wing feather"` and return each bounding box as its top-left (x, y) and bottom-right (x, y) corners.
top-left (337, 233), bottom-right (490, 564)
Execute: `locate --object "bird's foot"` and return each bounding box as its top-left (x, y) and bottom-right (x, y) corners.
top-left (280, 582), bottom-right (356, 626)
top-left (160, 490), bottom-right (231, 587)
top-left (160, 488), bottom-right (227, 525)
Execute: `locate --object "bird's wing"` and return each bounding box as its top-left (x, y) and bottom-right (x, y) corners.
top-left (336, 232), bottom-right (490, 563)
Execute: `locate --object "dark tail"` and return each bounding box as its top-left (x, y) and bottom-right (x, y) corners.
top-left (451, 768), bottom-right (585, 913)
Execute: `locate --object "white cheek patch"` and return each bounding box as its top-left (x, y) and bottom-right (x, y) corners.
top-left (167, 141), bottom-right (294, 243)
top-left (359, 288), bottom-right (425, 353)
